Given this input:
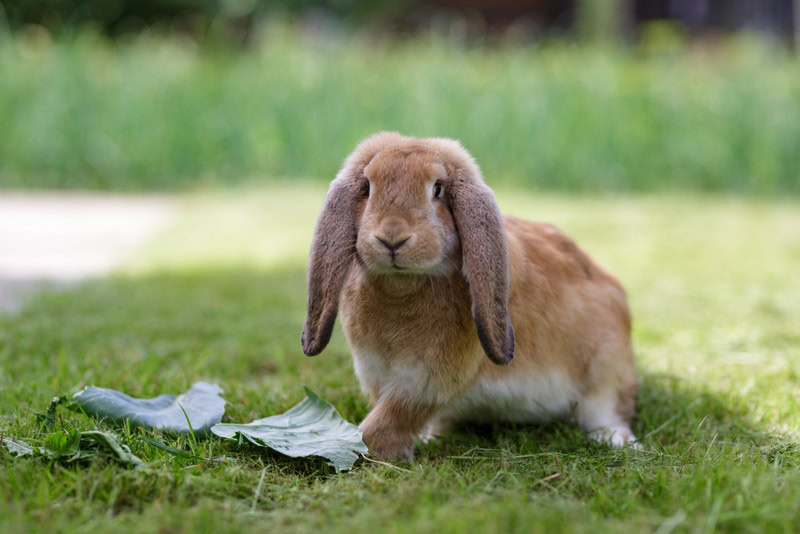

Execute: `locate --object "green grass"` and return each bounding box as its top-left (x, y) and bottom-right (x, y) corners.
top-left (2, 26), bottom-right (800, 193)
top-left (2, 187), bottom-right (800, 533)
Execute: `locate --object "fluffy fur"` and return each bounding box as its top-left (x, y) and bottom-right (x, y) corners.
top-left (302, 132), bottom-right (639, 460)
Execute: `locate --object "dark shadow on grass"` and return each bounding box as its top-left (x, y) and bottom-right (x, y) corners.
top-left (5, 267), bottom-right (795, 475)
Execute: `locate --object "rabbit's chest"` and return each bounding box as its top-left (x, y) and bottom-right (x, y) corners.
top-left (348, 330), bottom-right (483, 407)
top-left (351, 349), bottom-right (446, 405)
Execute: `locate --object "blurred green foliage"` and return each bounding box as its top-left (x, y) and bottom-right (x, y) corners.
top-left (0, 0), bottom-right (406, 33)
top-left (1, 24), bottom-right (799, 193)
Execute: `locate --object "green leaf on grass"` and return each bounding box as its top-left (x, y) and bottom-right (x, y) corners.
top-left (3, 437), bottom-right (35, 456)
top-left (80, 431), bottom-right (144, 466)
top-left (211, 387), bottom-right (367, 472)
top-left (43, 429), bottom-right (81, 456)
top-left (71, 382), bottom-right (225, 436)
top-left (3, 431), bottom-right (143, 466)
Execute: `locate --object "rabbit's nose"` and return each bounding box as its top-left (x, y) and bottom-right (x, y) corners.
top-left (376, 236), bottom-right (410, 253)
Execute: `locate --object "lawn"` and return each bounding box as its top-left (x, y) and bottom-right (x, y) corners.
top-left (1, 186), bottom-right (799, 533)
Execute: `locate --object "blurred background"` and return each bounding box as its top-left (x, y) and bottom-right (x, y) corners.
top-left (0, 0), bottom-right (798, 193)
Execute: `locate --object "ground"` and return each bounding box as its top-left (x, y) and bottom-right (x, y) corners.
top-left (1, 186), bottom-right (799, 533)
top-left (0, 192), bottom-right (173, 312)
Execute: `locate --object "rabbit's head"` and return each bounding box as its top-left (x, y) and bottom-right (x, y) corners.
top-left (301, 132), bottom-right (515, 365)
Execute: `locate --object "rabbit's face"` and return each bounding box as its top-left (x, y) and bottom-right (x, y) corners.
top-left (356, 150), bottom-right (460, 276)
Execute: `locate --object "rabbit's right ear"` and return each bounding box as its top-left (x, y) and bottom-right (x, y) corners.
top-left (301, 174), bottom-right (364, 356)
top-left (301, 132), bottom-right (404, 355)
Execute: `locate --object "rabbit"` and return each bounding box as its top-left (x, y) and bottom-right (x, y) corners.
top-left (301, 132), bottom-right (639, 461)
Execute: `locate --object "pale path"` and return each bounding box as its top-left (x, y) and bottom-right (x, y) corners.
top-left (0, 192), bottom-right (174, 312)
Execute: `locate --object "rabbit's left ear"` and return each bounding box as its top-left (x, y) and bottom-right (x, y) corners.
top-left (450, 175), bottom-right (515, 366)
top-left (301, 175), bottom-right (363, 356)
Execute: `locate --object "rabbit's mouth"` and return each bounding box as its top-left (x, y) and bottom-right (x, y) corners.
top-left (367, 259), bottom-right (449, 277)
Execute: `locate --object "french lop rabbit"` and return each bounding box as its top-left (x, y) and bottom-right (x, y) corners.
top-left (301, 132), bottom-right (639, 461)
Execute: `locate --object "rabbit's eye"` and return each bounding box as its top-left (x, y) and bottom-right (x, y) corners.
top-left (433, 182), bottom-right (444, 199)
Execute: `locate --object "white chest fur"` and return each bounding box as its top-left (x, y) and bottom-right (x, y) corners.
top-left (352, 349), bottom-right (455, 406)
top-left (438, 367), bottom-right (581, 424)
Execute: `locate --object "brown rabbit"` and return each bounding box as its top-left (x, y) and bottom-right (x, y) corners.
top-left (302, 132), bottom-right (639, 461)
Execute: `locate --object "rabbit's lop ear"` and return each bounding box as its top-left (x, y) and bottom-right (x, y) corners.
top-left (450, 170), bottom-right (515, 366)
top-left (302, 132), bottom-right (404, 356)
top-left (301, 174), bottom-right (363, 356)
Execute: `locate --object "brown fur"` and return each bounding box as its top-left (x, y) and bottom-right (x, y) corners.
top-left (303, 132), bottom-right (638, 460)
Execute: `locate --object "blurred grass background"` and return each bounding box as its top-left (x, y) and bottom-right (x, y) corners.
top-left (1, 23), bottom-right (799, 193)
